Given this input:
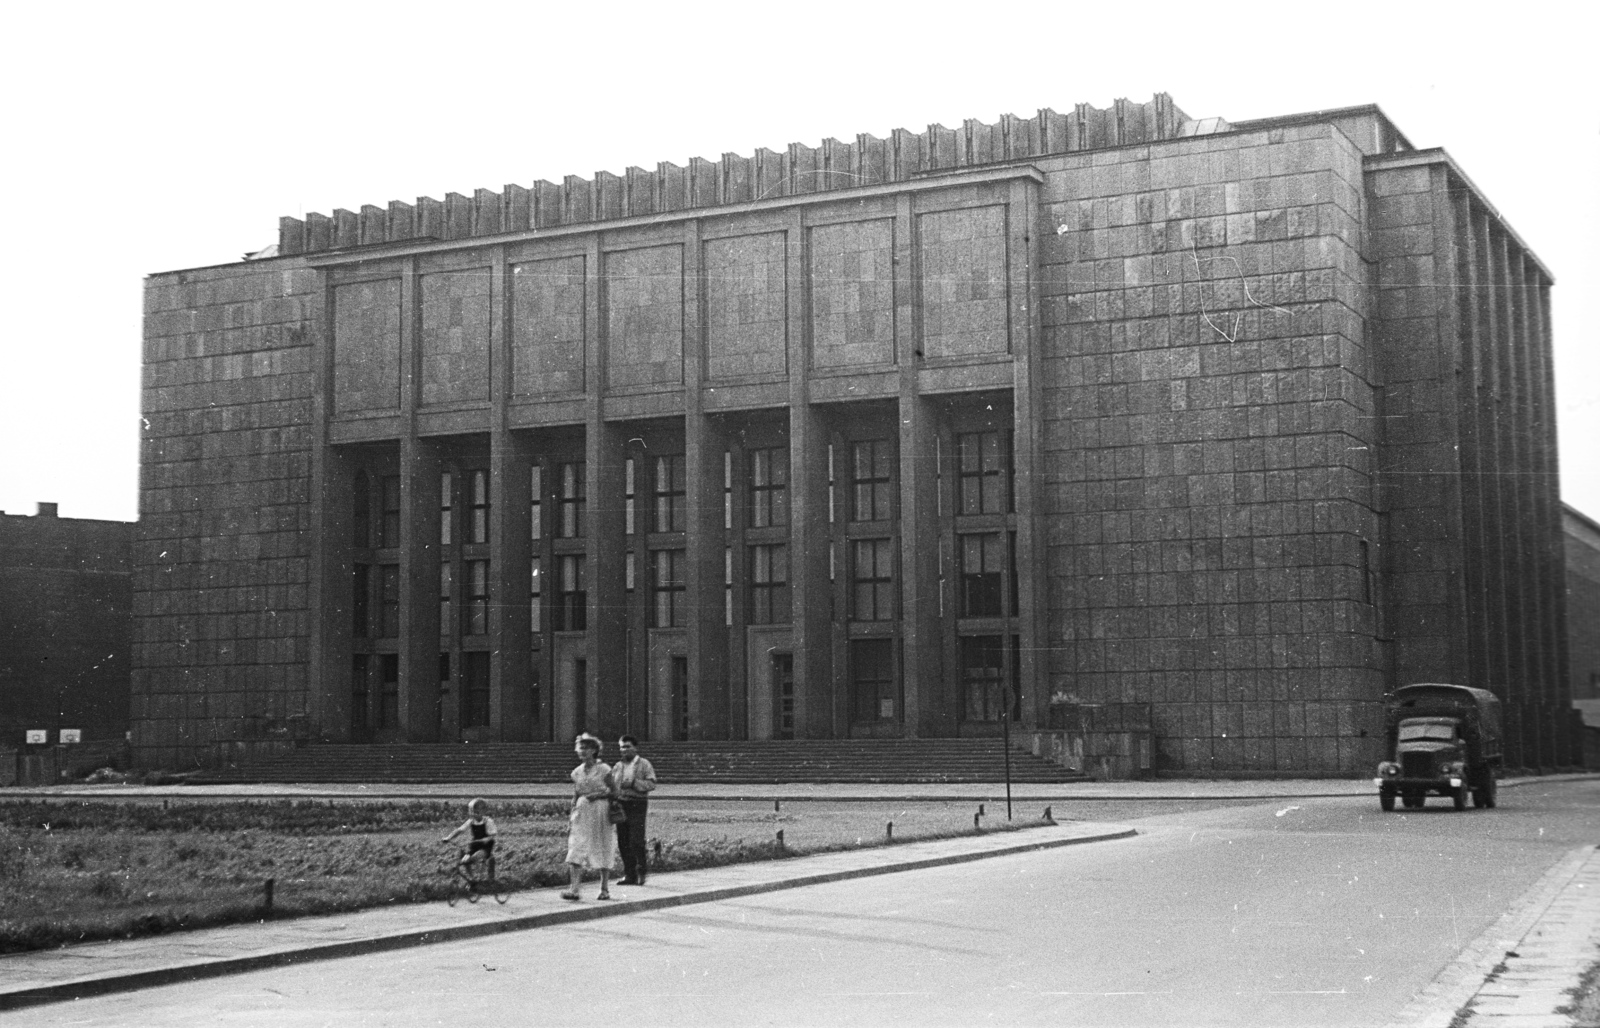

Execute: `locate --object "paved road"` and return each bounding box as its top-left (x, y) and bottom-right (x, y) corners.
top-left (24, 781), bottom-right (1600, 1027)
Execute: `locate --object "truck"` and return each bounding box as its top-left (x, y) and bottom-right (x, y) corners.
top-left (1374, 683), bottom-right (1502, 812)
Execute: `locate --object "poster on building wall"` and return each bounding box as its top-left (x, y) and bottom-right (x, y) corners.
top-left (59, 729), bottom-right (81, 744)
top-left (25, 730), bottom-right (46, 744)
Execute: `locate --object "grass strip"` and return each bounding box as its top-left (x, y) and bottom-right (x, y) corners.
top-left (0, 798), bottom-right (1050, 953)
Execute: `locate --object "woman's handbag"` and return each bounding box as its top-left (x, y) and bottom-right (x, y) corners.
top-left (607, 799), bottom-right (628, 825)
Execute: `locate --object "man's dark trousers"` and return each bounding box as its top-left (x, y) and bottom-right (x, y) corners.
top-left (616, 799), bottom-right (649, 883)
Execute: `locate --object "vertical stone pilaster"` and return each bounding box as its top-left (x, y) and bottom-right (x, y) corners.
top-left (308, 274), bottom-right (346, 742)
top-left (898, 394), bottom-right (940, 737)
top-left (1010, 176), bottom-right (1046, 728)
top-left (585, 230), bottom-right (624, 739)
top-left (687, 413), bottom-right (728, 738)
top-left (684, 218), bottom-right (729, 739)
top-left (400, 434), bottom-right (442, 742)
top-left (1507, 243), bottom-right (1546, 766)
top-left (891, 193), bottom-right (918, 738)
top-left (1427, 167), bottom-right (1471, 689)
top-left (309, 444), bottom-right (354, 741)
top-left (491, 246), bottom-right (534, 739)
top-left (490, 430), bottom-right (534, 740)
top-left (1453, 193), bottom-right (1492, 701)
top-left (586, 422), bottom-right (627, 739)
top-left (786, 210), bottom-right (832, 739)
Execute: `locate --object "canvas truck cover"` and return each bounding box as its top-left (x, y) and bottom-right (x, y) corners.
top-left (1390, 683), bottom-right (1504, 763)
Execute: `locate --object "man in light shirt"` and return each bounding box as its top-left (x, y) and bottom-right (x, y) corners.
top-left (613, 735), bottom-right (657, 885)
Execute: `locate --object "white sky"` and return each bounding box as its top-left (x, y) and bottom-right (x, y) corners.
top-left (0, 1), bottom-right (1594, 524)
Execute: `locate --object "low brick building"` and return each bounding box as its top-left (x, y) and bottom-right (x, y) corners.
top-left (1563, 505), bottom-right (1600, 701)
top-left (134, 94), bottom-right (1572, 773)
top-left (1, 503), bottom-right (132, 748)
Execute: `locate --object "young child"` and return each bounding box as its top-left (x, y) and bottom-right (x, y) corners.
top-left (442, 798), bottom-right (498, 877)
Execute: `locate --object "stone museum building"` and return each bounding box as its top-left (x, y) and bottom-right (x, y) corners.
top-left (134, 93), bottom-right (1574, 773)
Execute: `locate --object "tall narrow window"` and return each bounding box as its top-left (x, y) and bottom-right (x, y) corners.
top-left (350, 656), bottom-right (370, 735)
top-left (827, 444), bottom-right (836, 524)
top-left (624, 457), bottom-right (636, 536)
top-left (749, 447), bottom-right (789, 528)
top-left (352, 564), bottom-right (370, 637)
top-left (654, 549), bottom-right (686, 628)
top-left (574, 658), bottom-right (588, 731)
top-left (851, 539), bottom-right (894, 621)
top-left (558, 462), bottom-right (585, 539)
top-left (462, 651), bottom-right (490, 729)
top-left (380, 475), bottom-right (402, 548)
top-left (379, 653), bottom-right (400, 730)
top-left (671, 656), bottom-right (689, 740)
top-left (379, 564), bottom-right (401, 638)
top-left (529, 556), bottom-right (542, 635)
top-left (724, 452), bottom-right (733, 530)
top-left (960, 635), bottom-right (1006, 722)
top-left (353, 472), bottom-right (371, 548)
top-left (957, 431), bottom-right (1012, 515)
top-left (724, 547), bottom-right (734, 627)
top-left (959, 533), bottom-right (1006, 617)
top-left (750, 543), bottom-right (790, 624)
top-left (654, 455), bottom-right (686, 533)
top-left (851, 439), bottom-right (893, 522)
top-left (529, 464), bottom-right (543, 541)
top-left (1008, 529), bottom-right (1020, 616)
top-left (851, 639), bottom-right (895, 722)
top-left (466, 559), bottom-right (489, 635)
top-left (440, 471), bottom-right (453, 546)
top-left (468, 469), bottom-right (489, 544)
top-left (555, 555), bottom-right (586, 631)
top-left (439, 563), bottom-right (453, 637)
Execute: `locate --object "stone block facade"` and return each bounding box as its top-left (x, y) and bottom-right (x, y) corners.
top-left (133, 95), bottom-right (1574, 773)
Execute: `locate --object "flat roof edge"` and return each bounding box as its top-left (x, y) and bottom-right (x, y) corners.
top-left (1365, 148), bottom-right (1554, 283)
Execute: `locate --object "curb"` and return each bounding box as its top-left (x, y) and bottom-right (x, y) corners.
top-left (0, 824), bottom-right (1136, 1011)
top-left (1382, 844), bottom-right (1597, 1028)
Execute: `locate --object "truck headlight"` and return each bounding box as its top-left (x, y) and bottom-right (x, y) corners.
top-left (1377, 762), bottom-right (1399, 776)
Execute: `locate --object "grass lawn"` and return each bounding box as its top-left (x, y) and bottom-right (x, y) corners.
top-left (0, 797), bottom-right (1064, 954)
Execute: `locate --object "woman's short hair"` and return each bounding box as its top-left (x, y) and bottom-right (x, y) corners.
top-left (619, 734), bottom-right (638, 746)
top-left (575, 733), bottom-right (602, 755)
top-left (468, 797), bottom-right (487, 813)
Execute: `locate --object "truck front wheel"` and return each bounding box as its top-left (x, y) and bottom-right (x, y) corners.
top-left (1452, 785), bottom-right (1468, 811)
top-left (1379, 789), bottom-right (1395, 812)
top-left (1475, 774), bottom-right (1498, 809)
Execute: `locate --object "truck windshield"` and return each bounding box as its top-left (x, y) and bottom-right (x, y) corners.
top-left (1398, 723), bottom-right (1455, 742)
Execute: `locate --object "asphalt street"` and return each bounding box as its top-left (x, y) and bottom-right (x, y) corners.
top-left (19, 781), bottom-right (1600, 1028)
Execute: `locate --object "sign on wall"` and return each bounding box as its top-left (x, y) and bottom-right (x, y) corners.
top-left (25, 730), bottom-right (47, 744)
top-left (59, 729), bottom-right (81, 744)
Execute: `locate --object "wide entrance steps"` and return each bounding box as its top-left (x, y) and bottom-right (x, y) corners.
top-left (188, 740), bottom-right (1088, 786)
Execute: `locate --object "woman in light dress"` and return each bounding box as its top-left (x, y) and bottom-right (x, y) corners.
top-left (561, 733), bottom-right (618, 900)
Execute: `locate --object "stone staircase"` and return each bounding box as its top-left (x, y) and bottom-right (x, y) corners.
top-left (188, 739), bottom-right (1088, 785)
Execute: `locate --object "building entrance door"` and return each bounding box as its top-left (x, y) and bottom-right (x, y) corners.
top-left (849, 638), bottom-right (900, 736)
top-left (771, 652), bottom-right (794, 740)
top-left (670, 655), bottom-right (689, 740)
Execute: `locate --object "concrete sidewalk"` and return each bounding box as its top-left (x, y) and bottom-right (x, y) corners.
top-left (0, 819), bottom-right (1136, 1011)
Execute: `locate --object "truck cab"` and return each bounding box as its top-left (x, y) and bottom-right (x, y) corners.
top-left (1375, 684), bottom-right (1502, 812)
